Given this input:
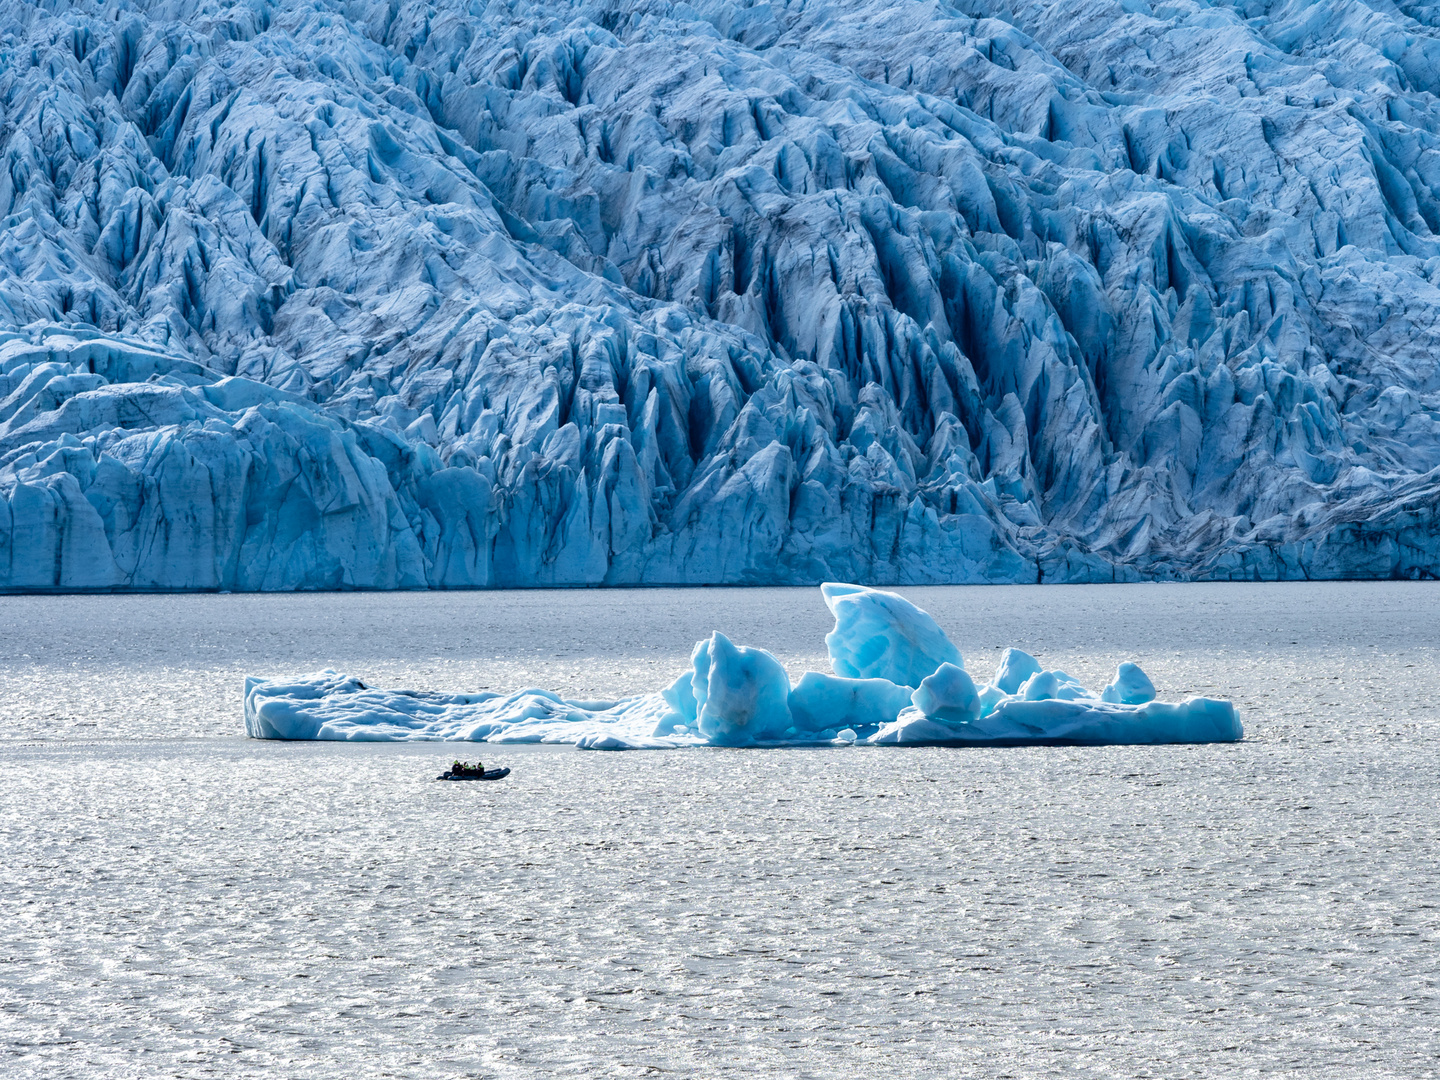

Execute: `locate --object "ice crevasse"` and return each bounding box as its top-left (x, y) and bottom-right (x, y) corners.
top-left (243, 583), bottom-right (1243, 748)
top-left (6, 0), bottom-right (1440, 589)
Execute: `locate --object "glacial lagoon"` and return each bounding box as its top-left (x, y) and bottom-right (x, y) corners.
top-left (2, 582), bottom-right (1438, 1077)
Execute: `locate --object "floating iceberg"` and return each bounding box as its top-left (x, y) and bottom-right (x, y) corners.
top-left (244, 584), bottom-right (1242, 749)
top-left (821, 582), bottom-right (965, 687)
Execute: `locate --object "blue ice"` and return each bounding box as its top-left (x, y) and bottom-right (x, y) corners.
top-left (822, 582), bottom-right (964, 687)
top-left (243, 584), bottom-right (1243, 749)
top-left (692, 632), bottom-right (794, 746)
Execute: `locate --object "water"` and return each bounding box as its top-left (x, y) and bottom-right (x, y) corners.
top-left (2, 583), bottom-right (1438, 1077)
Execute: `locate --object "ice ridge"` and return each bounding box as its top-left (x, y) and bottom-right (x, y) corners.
top-left (6, 1), bottom-right (1440, 588)
top-left (243, 582), bottom-right (1244, 747)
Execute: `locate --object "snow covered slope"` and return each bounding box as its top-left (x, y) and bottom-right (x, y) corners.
top-left (4, 0), bottom-right (1440, 589)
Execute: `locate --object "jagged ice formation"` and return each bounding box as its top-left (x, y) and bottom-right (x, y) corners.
top-left (5, 0), bottom-right (1440, 589)
top-left (242, 582), bottom-right (1245, 746)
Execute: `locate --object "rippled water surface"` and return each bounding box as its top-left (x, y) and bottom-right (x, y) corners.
top-left (2, 583), bottom-right (1439, 1078)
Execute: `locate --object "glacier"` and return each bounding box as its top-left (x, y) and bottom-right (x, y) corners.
top-left (5, 0), bottom-right (1440, 589)
top-left (242, 582), bottom-right (1244, 746)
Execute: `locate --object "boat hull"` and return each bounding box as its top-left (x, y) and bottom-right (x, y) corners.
top-left (437, 767), bottom-right (510, 782)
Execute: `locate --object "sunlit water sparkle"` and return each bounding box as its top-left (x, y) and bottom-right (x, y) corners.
top-left (2, 583), bottom-right (1437, 1078)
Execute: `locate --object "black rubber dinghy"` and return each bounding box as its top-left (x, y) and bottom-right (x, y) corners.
top-left (437, 767), bottom-right (510, 781)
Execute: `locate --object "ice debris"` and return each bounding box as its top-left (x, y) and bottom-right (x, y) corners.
top-left (6, 1), bottom-right (1440, 590)
top-left (244, 584), bottom-right (1243, 748)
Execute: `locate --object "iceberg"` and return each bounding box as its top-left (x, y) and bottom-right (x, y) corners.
top-left (910, 664), bottom-right (982, 724)
top-left (788, 672), bottom-right (915, 737)
top-left (993, 649), bottom-right (1044, 696)
top-left (691, 631), bottom-right (794, 746)
top-left (244, 583), bottom-right (1243, 748)
top-left (6, 1), bottom-right (1440, 590)
top-left (872, 695), bottom-right (1241, 748)
top-left (821, 582), bottom-right (965, 687)
top-left (1102, 663), bottom-right (1159, 706)
top-left (243, 671), bottom-right (691, 748)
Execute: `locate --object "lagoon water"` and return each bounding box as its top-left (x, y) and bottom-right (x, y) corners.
top-left (2, 583), bottom-right (1438, 1077)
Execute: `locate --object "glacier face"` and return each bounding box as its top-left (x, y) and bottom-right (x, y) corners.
top-left (5, 0), bottom-right (1440, 589)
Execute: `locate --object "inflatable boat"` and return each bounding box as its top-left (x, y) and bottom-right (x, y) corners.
top-left (437, 766), bottom-right (510, 781)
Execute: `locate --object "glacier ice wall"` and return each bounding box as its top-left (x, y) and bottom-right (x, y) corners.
top-left (5, 0), bottom-right (1440, 589)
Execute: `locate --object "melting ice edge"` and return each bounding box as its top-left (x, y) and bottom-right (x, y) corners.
top-left (244, 583), bottom-right (1242, 749)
